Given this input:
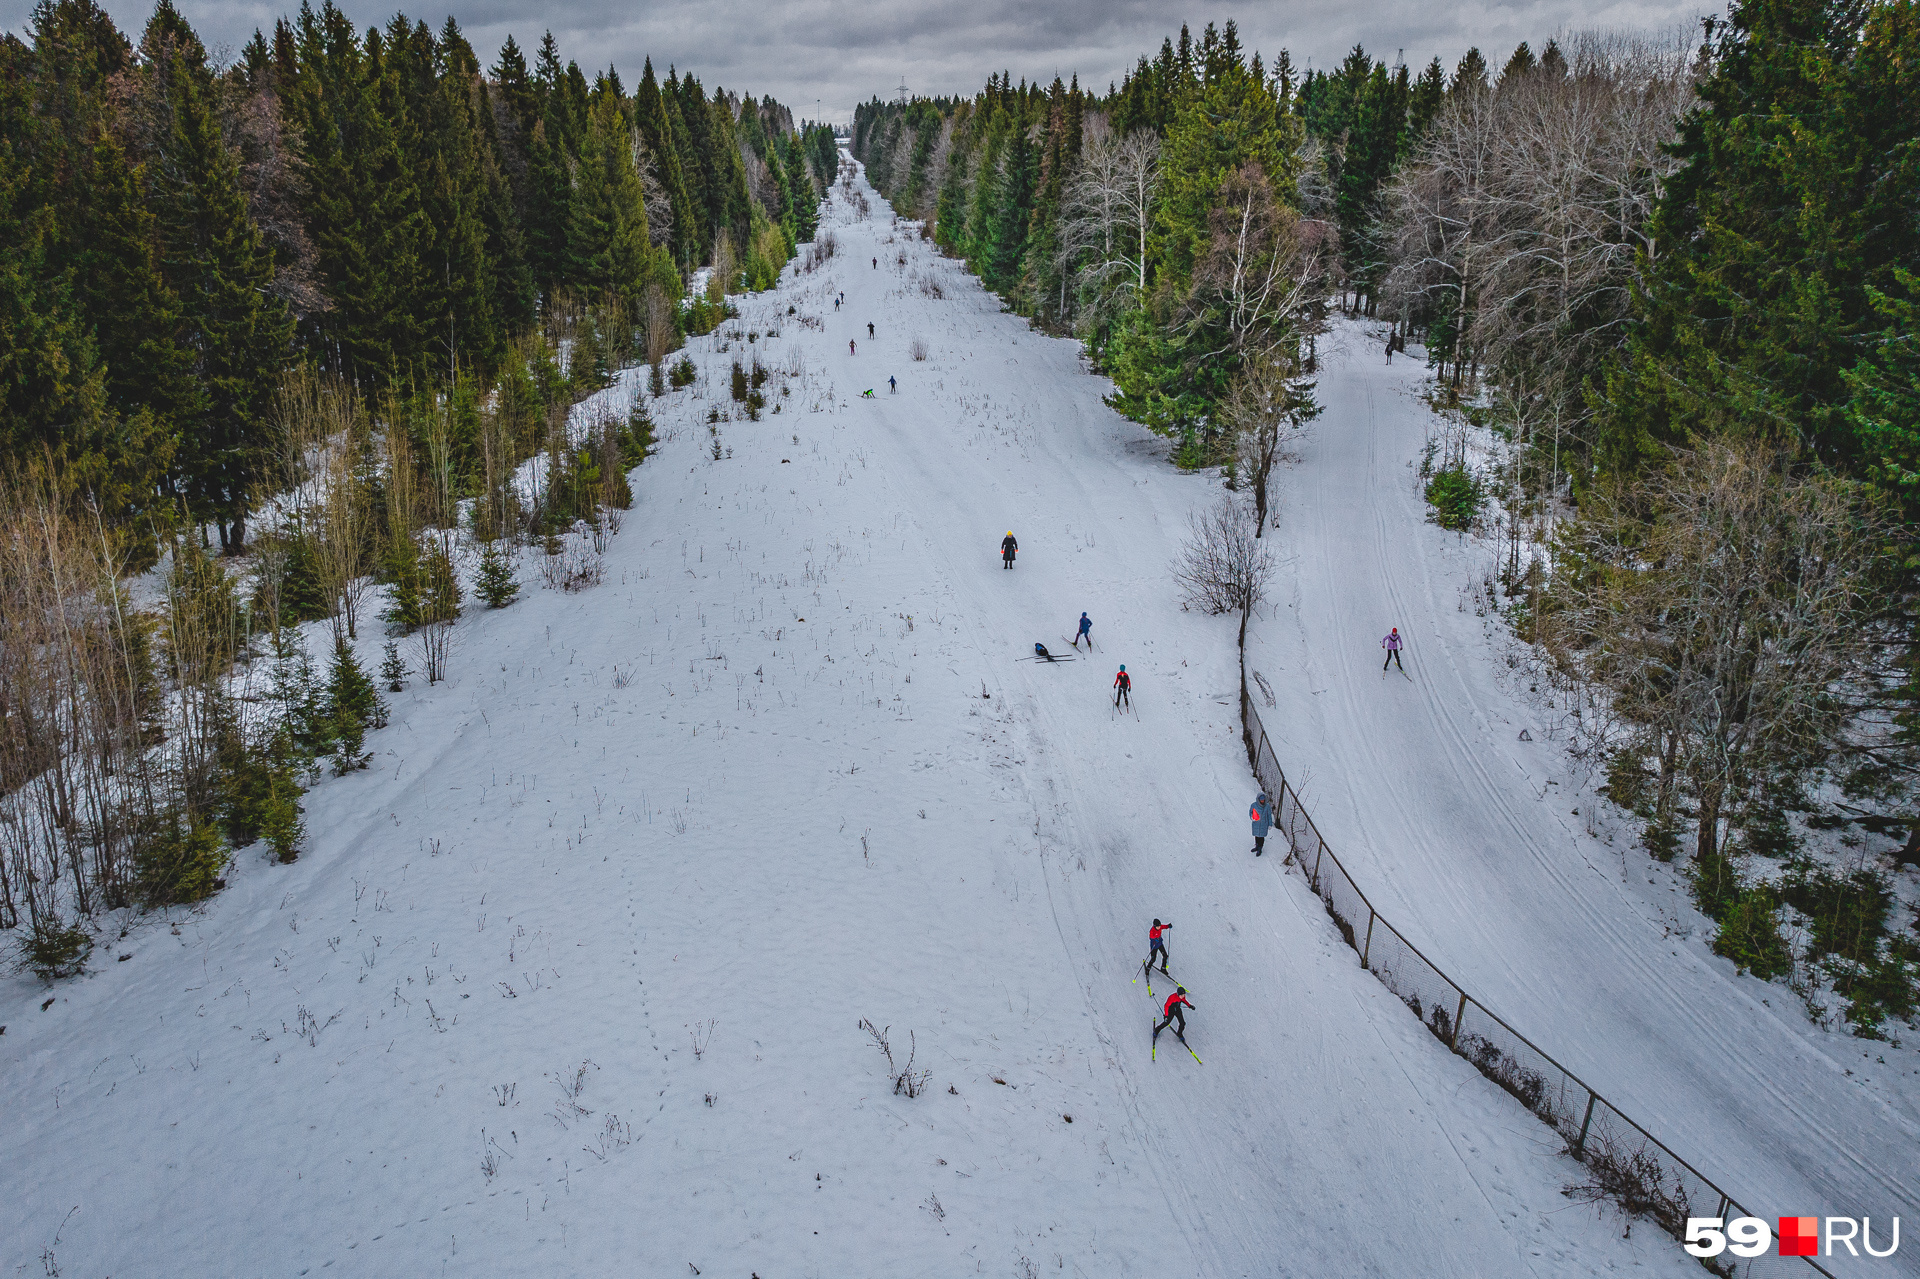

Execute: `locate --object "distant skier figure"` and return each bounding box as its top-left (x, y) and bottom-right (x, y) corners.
top-left (872, 256), bottom-right (878, 269)
top-left (1001, 531), bottom-right (1017, 569)
top-left (1251, 790), bottom-right (1272, 856)
top-left (1033, 642), bottom-right (1061, 661)
top-left (1382, 627), bottom-right (1403, 671)
top-left (834, 296), bottom-right (841, 310)
top-left (1072, 612), bottom-right (1092, 649)
top-left (888, 375), bottom-right (897, 393)
top-left (849, 339), bottom-right (857, 357)
top-left (1154, 987), bottom-right (1194, 1042)
top-left (1146, 918), bottom-right (1171, 975)
top-left (1113, 665), bottom-right (1131, 708)
top-left (867, 322), bottom-right (875, 339)
top-left (1385, 337), bottom-right (1395, 365)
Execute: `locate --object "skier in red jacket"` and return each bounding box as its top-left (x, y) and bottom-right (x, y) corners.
top-left (1154, 987), bottom-right (1194, 1042)
top-left (1145, 918), bottom-right (1171, 976)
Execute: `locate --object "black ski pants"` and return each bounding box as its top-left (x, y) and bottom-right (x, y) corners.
top-left (1115, 686), bottom-right (1130, 706)
top-left (1003, 552), bottom-right (1015, 569)
top-left (1383, 648), bottom-right (1403, 671)
top-left (1146, 944), bottom-right (1167, 975)
top-left (1154, 1008), bottom-right (1187, 1038)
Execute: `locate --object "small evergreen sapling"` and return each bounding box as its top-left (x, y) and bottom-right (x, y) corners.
top-left (325, 640), bottom-right (384, 774)
top-left (476, 541), bottom-right (520, 608)
top-left (381, 640), bottom-right (408, 692)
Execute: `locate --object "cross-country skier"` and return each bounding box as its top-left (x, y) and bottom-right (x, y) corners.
top-left (1251, 791), bottom-right (1272, 856)
top-left (867, 322), bottom-right (875, 339)
top-left (1154, 987), bottom-right (1194, 1043)
top-left (1034, 642), bottom-right (1058, 661)
top-left (834, 296), bottom-right (841, 310)
top-left (889, 375), bottom-right (897, 393)
top-left (1001, 532), bottom-right (1017, 569)
top-left (1146, 918), bottom-right (1171, 975)
top-left (1113, 665), bottom-right (1131, 708)
top-left (1073, 612), bottom-right (1092, 649)
top-left (850, 339), bottom-right (857, 357)
top-left (1382, 627), bottom-right (1403, 671)
top-left (872, 256), bottom-right (877, 269)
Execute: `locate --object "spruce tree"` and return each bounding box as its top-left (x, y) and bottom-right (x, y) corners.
top-left (145, 5), bottom-right (293, 551)
top-left (1596, 0), bottom-right (1920, 480)
top-left (475, 538), bottom-right (520, 607)
top-left (325, 638), bottom-right (383, 773)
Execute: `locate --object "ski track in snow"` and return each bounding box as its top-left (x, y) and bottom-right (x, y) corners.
top-left (1258, 329), bottom-right (1920, 1275)
top-left (0, 161), bottom-right (1852, 1277)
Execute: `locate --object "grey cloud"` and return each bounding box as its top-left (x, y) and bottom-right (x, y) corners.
top-left (6, 0), bottom-right (1717, 121)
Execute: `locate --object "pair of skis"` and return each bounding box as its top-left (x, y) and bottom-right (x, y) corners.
top-left (1151, 1025), bottom-right (1203, 1064)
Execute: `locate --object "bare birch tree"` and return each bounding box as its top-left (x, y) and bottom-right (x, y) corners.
top-left (1057, 128), bottom-right (1160, 328)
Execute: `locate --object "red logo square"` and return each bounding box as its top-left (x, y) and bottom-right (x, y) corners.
top-left (1779, 1217), bottom-right (1819, 1257)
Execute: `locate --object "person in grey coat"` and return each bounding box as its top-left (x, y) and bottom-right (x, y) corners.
top-left (1251, 791), bottom-right (1273, 856)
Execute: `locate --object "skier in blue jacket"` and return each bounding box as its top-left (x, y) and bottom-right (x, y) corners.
top-left (1072, 612), bottom-right (1092, 649)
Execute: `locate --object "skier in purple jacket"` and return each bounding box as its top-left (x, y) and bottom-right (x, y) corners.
top-left (1382, 627), bottom-right (1403, 671)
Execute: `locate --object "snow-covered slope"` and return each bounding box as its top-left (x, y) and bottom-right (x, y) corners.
top-left (1252, 328), bottom-right (1920, 1273)
top-left (5, 166), bottom-right (1721, 1277)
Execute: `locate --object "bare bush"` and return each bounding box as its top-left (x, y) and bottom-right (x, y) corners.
top-left (1566, 1129), bottom-right (1696, 1242)
top-left (1173, 496), bottom-right (1275, 626)
top-left (859, 1018), bottom-right (931, 1098)
top-left (1174, 495), bottom-right (1278, 764)
top-left (802, 232), bottom-right (838, 273)
top-left (915, 274), bottom-right (945, 299)
top-left (908, 336), bottom-right (930, 361)
top-left (540, 528), bottom-right (605, 593)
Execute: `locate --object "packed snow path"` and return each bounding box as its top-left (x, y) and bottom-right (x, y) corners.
top-left (3, 166), bottom-right (1711, 1277)
top-left (1254, 331), bottom-right (1920, 1271)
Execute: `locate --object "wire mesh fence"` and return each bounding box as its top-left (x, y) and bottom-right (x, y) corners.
top-left (1246, 705), bottom-right (1835, 1279)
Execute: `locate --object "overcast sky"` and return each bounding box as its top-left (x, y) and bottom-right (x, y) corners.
top-left (8, 0), bottom-right (1718, 122)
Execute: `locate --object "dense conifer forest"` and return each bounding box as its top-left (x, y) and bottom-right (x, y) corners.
top-left (856, 3), bottom-right (1920, 1035)
top-left (0, 0), bottom-right (836, 970)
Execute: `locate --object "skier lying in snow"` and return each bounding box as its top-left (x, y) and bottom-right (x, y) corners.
top-left (1033, 642), bottom-right (1065, 661)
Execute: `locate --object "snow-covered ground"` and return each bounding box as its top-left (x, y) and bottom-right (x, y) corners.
top-left (1252, 327), bottom-right (1920, 1273)
top-left (0, 163), bottom-right (1879, 1277)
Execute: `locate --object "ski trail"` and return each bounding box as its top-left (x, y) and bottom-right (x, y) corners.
top-left (1257, 322), bottom-right (1920, 1264)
